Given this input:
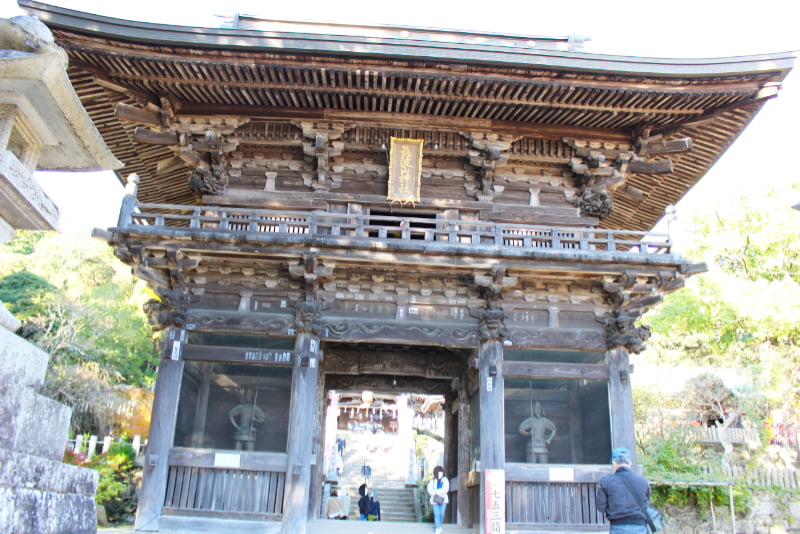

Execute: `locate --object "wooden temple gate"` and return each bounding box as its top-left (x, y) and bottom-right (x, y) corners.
top-left (21, 2), bottom-right (794, 532)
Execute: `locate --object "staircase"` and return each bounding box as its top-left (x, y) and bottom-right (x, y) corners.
top-left (329, 429), bottom-right (416, 521)
top-left (308, 520), bottom-right (474, 534)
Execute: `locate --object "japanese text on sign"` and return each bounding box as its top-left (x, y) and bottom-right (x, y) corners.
top-left (484, 469), bottom-right (505, 534)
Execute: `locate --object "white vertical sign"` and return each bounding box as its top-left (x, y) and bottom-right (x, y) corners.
top-left (484, 469), bottom-right (505, 534)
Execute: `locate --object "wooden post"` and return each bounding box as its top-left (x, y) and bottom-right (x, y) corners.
top-left (607, 347), bottom-right (637, 465)
top-left (478, 338), bottom-right (505, 530)
top-left (456, 373), bottom-right (471, 527)
top-left (134, 332), bottom-right (185, 532)
top-left (281, 333), bottom-right (321, 534)
top-left (190, 362), bottom-right (213, 447)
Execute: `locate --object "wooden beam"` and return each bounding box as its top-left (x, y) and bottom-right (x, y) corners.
top-left (627, 159), bottom-right (673, 173)
top-left (638, 136), bottom-right (692, 156)
top-left (116, 102), bottom-right (161, 126)
top-left (133, 127), bottom-right (179, 145)
top-left (503, 361), bottom-right (609, 380)
top-left (176, 103), bottom-right (632, 143)
top-left (182, 344), bottom-right (295, 365)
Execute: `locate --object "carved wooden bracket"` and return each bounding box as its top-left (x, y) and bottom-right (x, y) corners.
top-left (470, 265), bottom-right (516, 342)
top-left (188, 168), bottom-right (224, 195)
top-left (597, 268), bottom-right (689, 353)
top-left (566, 132), bottom-right (691, 218)
top-left (288, 255), bottom-right (335, 298)
top-left (472, 264), bottom-right (517, 303)
top-left (300, 122), bottom-right (346, 191)
top-left (143, 291), bottom-right (191, 331)
top-left (465, 132), bottom-right (513, 201)
top-left (294, 300), bottom-right (324, 336)
top-left (472, 305), bottom-right (508, 342)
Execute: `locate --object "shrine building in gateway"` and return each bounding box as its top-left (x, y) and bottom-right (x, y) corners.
top-left (20, 2), bottom-right (795, 533)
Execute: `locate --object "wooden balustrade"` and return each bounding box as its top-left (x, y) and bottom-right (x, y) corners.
top-left (163, 465), bottom-right (285, 518)
top-left (162, 448), bottom-right (288, 519)
top-left (124, 202), bottom-right (672, 256)
top-left (505, 481), bottom-right (605, 526)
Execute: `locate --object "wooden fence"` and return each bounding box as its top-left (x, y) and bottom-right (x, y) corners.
top-left (163, 465), bottom-right (285, 518)
top-left (701, 465), bottom-right (800, 489)
top-left (120, 202), bottom-right (674, 256)
top-left (66, 434), bottom-right (146, 460)
top-left (505, 481), bottom-right (605, 527)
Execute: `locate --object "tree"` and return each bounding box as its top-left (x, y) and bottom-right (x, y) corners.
top-left (1, 231), bottom-right (159, 436)
top-left (641, 183), bottom-right (800, 461)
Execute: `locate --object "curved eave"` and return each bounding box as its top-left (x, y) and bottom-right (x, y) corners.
top-left (19, 0), bottom-right (796, 80)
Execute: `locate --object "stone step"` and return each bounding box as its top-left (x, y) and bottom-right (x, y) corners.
top-left (0, 378), bottom-right (72, 461)
top-left (308, 519), bottom-right (473, 534)
top-left (0, 328), bottom-right (48, 389)
top-left (0, 449), bottom-right (97, 496)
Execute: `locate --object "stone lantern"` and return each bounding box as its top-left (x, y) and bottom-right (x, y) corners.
top-left (0, 14), bottom-right (119, 534)
top-left (0, 15), bottom-right (119, 243)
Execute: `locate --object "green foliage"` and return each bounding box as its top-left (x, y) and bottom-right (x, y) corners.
top-left (647, 185), bottom-right (800, 360)
top-left (0, 230), bottom-right (159, 437)
top-left (1, 230), bottom-right (48, 254)
top-left (634, 386), bottom-right (752, 513)
top-left (642, 183), bottom-right (800, 468)
top-left (0, 231), bottom-right (159, 386)
top-left (0, 270), bottom-right (56, 319)
top-left (636, 411), bottom-right (735, 511)
top-left (71, 442), bottom-right (139, 524)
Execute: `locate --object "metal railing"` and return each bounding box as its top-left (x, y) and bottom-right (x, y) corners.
top-left (117, 202), bottom-right (673, 257)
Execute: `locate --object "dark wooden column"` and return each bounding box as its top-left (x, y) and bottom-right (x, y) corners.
top-left (478, 336), bottom-right (505, 529)
top-left (281, 331), bottom-right (322, 534)
top-left (478, 338), bottom-right (505, 469)
top-left (134, 329), bottom-right (185, 531)
top-left (456, 373), bottom-right (471, 527)
top-left (189, 362), bottom-right (212, 447)
top-left (607, 347), bottom-right (637, 465)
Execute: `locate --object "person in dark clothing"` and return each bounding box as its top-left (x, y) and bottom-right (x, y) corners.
top-left (358, 483), bottom-right (370, 521)
top-left (369, 491), bottom-right (381, 521)
top-left (597, 447), bottom-right (651, 534)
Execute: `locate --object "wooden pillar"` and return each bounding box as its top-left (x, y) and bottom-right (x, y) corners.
top-left (281, 333), bottom-right (321, 534)
top-left (456, 374), bottom-right (471, 527)
top-left (478, 338), bottom-right (505, 528)
top-left (134, 329), bottom-right (185, 531)
top-left (607, 347), bottom-right (637, 465)
top-left (189, 362), bottom-right (212, 448)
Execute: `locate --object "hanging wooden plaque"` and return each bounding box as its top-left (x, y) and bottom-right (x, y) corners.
top-left (387, 137), bottom-right (424, 205)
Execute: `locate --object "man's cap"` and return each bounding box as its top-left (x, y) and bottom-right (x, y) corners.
top-left (610, 447), bottom-right (631, 462)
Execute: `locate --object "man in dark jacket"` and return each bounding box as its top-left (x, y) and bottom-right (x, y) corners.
top-left (358, 483), bottom-right (370, 521)
top-left (597, 447), bottom-right (651, 534)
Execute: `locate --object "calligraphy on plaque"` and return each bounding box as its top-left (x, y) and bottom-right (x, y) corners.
top-left (182, 344), bottom-right (295, 365)
top-left (484, 469), bottom-right (506, 534)
top-left (388, 137), bottom-right (423, 206)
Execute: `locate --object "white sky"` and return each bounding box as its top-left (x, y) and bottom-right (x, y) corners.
top-left (2, 0), bottom-right (798, 233)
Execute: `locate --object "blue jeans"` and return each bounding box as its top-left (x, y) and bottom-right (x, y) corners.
top-left (432, 503), bottom-right (446, 529)
top-left (609, 524), bottom-right (647, 534)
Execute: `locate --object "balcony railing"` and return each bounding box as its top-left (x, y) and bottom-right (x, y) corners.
top-left (117, 201), bottom-right (673, 256)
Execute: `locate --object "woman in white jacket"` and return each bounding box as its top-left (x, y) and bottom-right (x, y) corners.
top-left (426, 465), bottom-right (449, 534)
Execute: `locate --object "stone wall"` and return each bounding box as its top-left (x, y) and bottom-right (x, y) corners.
top-left (0, 302), bottom-right (99, 534)
top-left (659, 492), bottom-right (800, 534)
